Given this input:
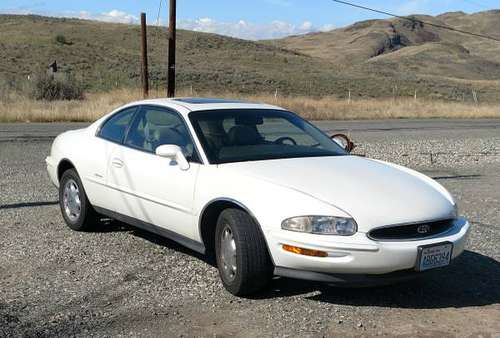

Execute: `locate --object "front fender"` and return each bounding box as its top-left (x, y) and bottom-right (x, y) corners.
top-left (194, 165), bottom-right (351, 237)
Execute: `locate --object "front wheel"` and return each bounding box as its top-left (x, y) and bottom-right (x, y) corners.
top-left (215, 209), bottom-right (273, 296)
top-left (59, 168), bottom-right (98, 231)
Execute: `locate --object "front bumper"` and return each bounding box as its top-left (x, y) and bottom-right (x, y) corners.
top-left (267, 217), bottom-right (470, 277)
top-left (274, 266), bottom-right (431, 287)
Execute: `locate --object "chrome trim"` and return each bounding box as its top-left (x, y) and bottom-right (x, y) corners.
top-left (367, 218), bottom-right (457, 242)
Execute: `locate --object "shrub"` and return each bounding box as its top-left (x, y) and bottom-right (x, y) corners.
top-left (32, 73), bottom-right (84, 101)
top-left (55, 34), bottom-right (67, 45)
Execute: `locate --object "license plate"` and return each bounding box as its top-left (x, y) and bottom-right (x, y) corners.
top-left (416, 242), bottom-right (453, 271)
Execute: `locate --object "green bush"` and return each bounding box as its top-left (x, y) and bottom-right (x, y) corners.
top-left (55, 34), bottom-right (68, 45)
top-left (32, 73), bottom-right (84, 101)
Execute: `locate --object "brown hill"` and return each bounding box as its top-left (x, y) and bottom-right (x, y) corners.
top-left (0, 14), bottom-right (344, 95)
top-left (272, 10), bottom-right (500, 69)
top-left (1, 12), bottom-right (500, 102)
top-left (269, 10), bottom-right (500, 101)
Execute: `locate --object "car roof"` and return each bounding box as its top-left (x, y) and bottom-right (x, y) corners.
top-left (127, 97), bottom-right (285, 115)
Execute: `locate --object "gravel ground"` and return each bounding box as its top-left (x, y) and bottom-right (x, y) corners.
top-left (0, 120), bottom-right (499, 337)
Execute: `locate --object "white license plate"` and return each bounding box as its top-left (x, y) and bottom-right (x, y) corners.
top-left (417, 242), bottom-right (453, 271)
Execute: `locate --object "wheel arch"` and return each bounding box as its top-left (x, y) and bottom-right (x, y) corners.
top-left (198, 198), bottom-right (274, 264)
top-left (57, 158), bottom-right (77, 182)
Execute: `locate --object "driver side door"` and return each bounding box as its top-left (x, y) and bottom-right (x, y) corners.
top-left (107, 105), bottom-right (201, 239)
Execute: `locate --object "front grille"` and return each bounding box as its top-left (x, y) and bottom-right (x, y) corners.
top-left (368, 219), bottom-right (455, 241)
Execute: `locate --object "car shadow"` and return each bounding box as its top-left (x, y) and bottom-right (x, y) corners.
top-left (0, 200), bottom-right (59, 210)
top-left (93, 220), bottom-right (499, 309)
top-left (257, 251), bottom-right (500, 309)
top-left (83, 218), bottom-right (132, 233)
top-left (96, 219), bottom-right (216, 266)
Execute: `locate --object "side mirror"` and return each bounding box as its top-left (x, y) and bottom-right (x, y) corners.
top-left (331, 133), bottom-right (356, 153)
top-left (155, 144), bottom-right (190, 170)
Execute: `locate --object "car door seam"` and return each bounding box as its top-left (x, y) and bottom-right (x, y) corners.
top-left (88, 177), bottom-right (193, 215)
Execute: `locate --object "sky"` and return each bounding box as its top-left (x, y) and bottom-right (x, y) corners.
top-left (0, 0), bottom-right (498, 40)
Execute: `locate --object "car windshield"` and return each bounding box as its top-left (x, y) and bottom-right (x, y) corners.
top-left (189, 109), bottom-right (347, 164)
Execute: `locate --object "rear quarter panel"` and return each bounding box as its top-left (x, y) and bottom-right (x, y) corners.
top-left (51, 126), bottom-right (113, 208)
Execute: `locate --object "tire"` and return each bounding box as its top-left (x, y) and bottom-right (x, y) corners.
top-left (59, 168), bottom-right (98, 231)
top-left (215, 208), bottom-right (273, 296)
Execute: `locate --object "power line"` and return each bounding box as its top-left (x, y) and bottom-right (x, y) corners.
top-left (330, 0), bottom-right (500, 42)
top-left (156, 0), bottom-right (164, 26)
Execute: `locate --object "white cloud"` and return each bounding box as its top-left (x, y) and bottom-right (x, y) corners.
top-left (178, 18), bottom-right (335, 40)
top-left (77, 9), bottom-right (138, 24)
top-left (0, 6), bottom-right (335, 40)
top-left (319, 24), bottom-right (336, 32)
top-left (0, 7), bottom-right (139, 24)
top-left (300, 21), bottom-right (313, 30)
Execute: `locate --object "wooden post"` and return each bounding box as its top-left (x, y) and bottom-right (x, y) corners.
top-left (140, 13), bottom-right (149, 99)
top-left (167, 0), bottom-right (177, 98)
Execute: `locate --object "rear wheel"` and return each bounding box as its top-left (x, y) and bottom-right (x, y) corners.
top-left (215, 208), bottom-right (273, 296)
top-left (59, 168), bottom-right (98, 231)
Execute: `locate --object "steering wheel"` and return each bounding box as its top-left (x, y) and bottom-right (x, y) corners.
top-left (274, 136), bottom-right (297, 145)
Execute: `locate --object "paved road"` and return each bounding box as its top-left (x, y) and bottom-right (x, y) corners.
top-left (1, 119), bottom-right (499, 142)
top-left (1, 120), bottom-right (499, 337)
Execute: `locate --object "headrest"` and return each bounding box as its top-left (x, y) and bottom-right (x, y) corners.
top-left (227, 125), bottom-right (261, 146)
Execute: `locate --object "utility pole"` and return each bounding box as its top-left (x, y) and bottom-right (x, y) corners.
top-left (140, 13), bottom-right (149, 98)
top-left (167, 0), bottom-right (176, 98)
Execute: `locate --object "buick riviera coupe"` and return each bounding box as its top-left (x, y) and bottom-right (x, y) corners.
top-left (46, 98), bottom-right (470, 295)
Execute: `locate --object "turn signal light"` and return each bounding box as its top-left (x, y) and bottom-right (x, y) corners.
top-left (282, 244), bottom-right (328, 257)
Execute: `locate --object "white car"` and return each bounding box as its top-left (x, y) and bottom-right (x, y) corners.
top-left (46, 98), bottom-right (470, 296)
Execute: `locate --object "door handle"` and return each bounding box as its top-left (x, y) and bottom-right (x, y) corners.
top-left (111, 158), bottom-right (124, 168)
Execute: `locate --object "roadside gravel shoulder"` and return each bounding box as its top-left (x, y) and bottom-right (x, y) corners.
top-left (1, 122), bottom-right (499, 337)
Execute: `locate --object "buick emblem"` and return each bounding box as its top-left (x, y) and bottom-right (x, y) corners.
top-left (417, 224), bottom-right (431, 234)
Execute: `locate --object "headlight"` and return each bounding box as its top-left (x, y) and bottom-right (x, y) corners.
top-left (281, 216), bottom-right (357, 236)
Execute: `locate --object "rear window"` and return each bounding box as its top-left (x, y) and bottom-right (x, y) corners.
top-left (99, 107), bottom-right (137, 143)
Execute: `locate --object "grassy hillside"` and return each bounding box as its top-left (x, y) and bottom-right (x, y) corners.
top-left (0, 14), bottom-right (349, 96)
top-left (269, 10), bottom-right (500, 102)
top-left (1, 13), bottom-right (500, 103)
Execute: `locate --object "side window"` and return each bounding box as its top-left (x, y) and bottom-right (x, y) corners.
top-left (99, 107), bottom-right (136, 143)
top-left (124, 106), bottom-right (197, 161)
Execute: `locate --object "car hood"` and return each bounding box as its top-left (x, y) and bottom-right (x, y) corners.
top-left (221, 156), bottom-right (455, 231)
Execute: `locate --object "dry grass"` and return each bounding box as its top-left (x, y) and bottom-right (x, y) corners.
top-left (1, 88), bottom-right (500, 123)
